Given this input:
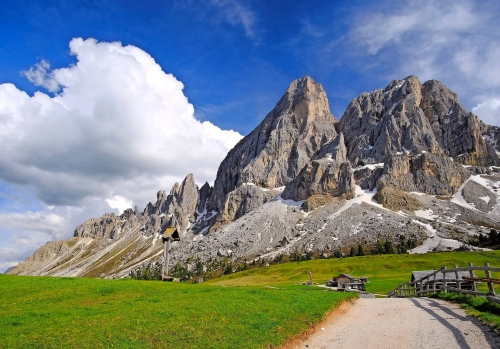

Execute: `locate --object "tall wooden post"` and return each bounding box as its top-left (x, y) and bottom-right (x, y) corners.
top-left (469, 262), bottom-right (477, 296)
top-left (485, 262), bottom-right (496, 296)
top-left (454, 264), bottom-right (461, 291)
top-left (442, 266), bottom-right (448, 293)
top-left (160, 227), bottom-right (180, 281)
top-left (433, 271), bottom-right (437, 293)
top-left (162, 238), bottom-right (171, 278)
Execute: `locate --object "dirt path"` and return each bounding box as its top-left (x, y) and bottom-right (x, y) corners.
top-left (285, 298), bottom-right (499, 349)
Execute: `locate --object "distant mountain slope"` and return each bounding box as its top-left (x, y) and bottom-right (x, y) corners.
top-left (9, 75), bottom-right (500, 278)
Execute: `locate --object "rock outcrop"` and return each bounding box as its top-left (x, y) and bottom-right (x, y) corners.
top-left (376, 153), bottom-right (468, 196)
top-left (374, 187), bottom-right (422, 212)
top-left (482, 124), bottom-right (500, 153)
top-left (420, 80), bottom-right (498, 166)
top-left (282, 132), bottom-right (355, 201)
top-left (282, 158), bottom-right (354, 201)
top-left (211, 184), bottom-right (283, 230)
top-left (462, 180), bottom-right (496, 213)
top-left (75, 174), bottom-right (200, 243)
top-left (74, 213), bottom-right (123, 239)
top-left (8, 239), bottom-right (73, 275)
top-left (301, 194), bottom-right (336, 212)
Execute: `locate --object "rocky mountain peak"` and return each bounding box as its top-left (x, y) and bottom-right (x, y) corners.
top-left (419, 80), bottom-right (496, 165)
top-left (207, 76), bottom-right (338, 216)
top-left (339, 75), bottom-right (499, 167)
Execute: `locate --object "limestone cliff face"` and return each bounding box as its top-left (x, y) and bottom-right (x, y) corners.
top-left (481, 124), bottom-right (500, 154)
top-left (420, 80), bottom-right (498, 166)
top-left (339, 76), bottom-right (499, 167)
top-left (281, 134), bottom-right (354, 201)
top-left (74, 213), bottom-right (123, 239)
top-left (207, 76), bottom-right (338, 214)
top-left (162, 174), bottom-right (199, 233)
top-left (196, 182), bottom-right (212, 214)
top-left (376, 153), bottom-right (468, 196)
top-left (281, 158), bottom-right (354, 201)
top-left (8, 239), bottom-right (73, 275)
top-left (212, 184), bottom-right (283, 230)
top-left (339, 76), bottom-right (435, 166)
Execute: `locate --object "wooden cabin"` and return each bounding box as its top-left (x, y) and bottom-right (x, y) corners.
top-left (330, 273), bottom-right (369, 291)
top-left (335, 273), bottom-right (357, 286)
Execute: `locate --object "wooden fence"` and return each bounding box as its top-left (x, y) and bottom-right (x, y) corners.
top-left (388, 262), bottom-right (500, 304)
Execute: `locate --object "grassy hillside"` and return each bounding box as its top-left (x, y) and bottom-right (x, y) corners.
top-left (206, 251), bottom-right (500, 294)
top-left (0, 275), bottom-right (355, 349)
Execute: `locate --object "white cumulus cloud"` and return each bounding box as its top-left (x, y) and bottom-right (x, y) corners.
top-left (472, 99), bottom-right (500, 126)
top-left (106, 195), bottom-right (134, 213)
top-left (22, 60), bottom-right (61, 93)
top-left (0, 38), bottom-right (242, 207)
top-left (0, 38), bottom-right (243, 268)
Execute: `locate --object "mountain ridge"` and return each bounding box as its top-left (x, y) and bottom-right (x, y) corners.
top-left (9, 75), bottom-right (500, 278)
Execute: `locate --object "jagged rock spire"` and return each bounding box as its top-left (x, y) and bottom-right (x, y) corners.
top-left (207, 76), bottom-right (338, 213)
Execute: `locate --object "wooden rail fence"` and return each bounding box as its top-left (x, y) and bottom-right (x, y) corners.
top-left (388, 262), bottom-right (500, 304)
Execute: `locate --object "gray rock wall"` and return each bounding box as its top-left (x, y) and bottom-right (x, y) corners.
top-left (207, 76), bottom-right (338, 213)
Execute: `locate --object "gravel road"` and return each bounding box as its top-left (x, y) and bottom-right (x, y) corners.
top-left (285, 298), bottom-right (499, 349)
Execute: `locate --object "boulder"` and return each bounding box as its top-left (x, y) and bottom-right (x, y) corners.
top-left (373, 187), bottom-right (422, 212)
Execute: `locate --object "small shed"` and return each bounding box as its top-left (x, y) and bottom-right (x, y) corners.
top-left (411, 270), bottom-right (476, 290)
top-left (335, 273), bottom-right (357, 287)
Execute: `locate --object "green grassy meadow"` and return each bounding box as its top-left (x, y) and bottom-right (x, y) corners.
top-left (206, 251), bottom-right (500, 294)
top-left (2, 250), bottom-right (500, 348)
top-left (0, 275), bottom-right (355, 349)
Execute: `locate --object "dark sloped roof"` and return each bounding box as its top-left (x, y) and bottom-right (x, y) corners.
top-left (336, 273), bottom-right (356, 279)
top-left (411, 270), bottom-right (474, 282)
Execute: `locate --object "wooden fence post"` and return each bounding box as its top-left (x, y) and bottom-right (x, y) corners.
top-left (455, 264), bottom-right (462, 291)
top-left (433, 271), bottom-right (437, 293)
top-left (469, 262), bottom-right (477, 296)
top-left (443, 266), bottom-right (448, 293)
top-left (485, 262), bottom-right (496, 296)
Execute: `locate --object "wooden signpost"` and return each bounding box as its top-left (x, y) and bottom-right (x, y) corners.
top-left (160, 226), bottom-right (180, 281)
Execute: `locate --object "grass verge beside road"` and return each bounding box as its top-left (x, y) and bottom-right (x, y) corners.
top-left (0, 275), bottom-right (355, 349)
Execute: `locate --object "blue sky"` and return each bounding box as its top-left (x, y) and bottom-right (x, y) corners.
top-left (1, 0), bottom-right (499, 271)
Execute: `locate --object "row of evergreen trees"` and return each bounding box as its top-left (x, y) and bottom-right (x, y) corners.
top-left (129, 255), bottom-right (248, 281)
top-left (470, 229), bottom-right (499, 247)
top-left (350, 235), bottom-right (417, 256)
top-left (130, 235), bottom-right (419, 282)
